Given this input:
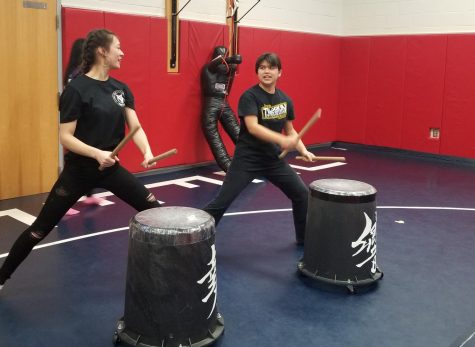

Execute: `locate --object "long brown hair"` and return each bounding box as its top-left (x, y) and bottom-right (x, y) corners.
top-left (64, 38), bottom-right (85, 86)
top-left (81, 29), bottom-right (116, 74)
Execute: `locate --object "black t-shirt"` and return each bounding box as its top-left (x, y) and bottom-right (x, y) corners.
top-left (235, 84), bottom-right (295, 168)
top-left (59, 74), bottom-right (134, 162)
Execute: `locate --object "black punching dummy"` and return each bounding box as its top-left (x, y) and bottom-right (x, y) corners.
top-left (201, 46), bottom-right (242, 172)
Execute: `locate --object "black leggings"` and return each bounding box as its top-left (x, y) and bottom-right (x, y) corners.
top-left (0, 160), bottom-right (159, 284)
top-left (204, 159), bottom-right (308, 241)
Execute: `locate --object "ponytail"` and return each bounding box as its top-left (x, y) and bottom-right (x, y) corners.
top-left (81, 29), bottom-right (116, 74)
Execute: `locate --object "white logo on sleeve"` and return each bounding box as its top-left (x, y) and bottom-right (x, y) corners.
top-left (112, 90), bottom-right (126, 107)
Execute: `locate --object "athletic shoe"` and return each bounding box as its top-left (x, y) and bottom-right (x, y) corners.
top-left (66, 208), bottom-right (80, 216)
top-left (83, 195), bottom-right (106, 205)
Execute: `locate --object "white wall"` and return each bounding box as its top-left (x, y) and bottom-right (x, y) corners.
top-left (343, 0), bottom-right (475, 36)
top-left (60, 0), bottom-right (344, 36)
top-left (61, 0), bottom-right (475, 36)
top-left (61, 0), bottom-right (165, 17)
top-left (230, 0), bottom-right (343, 35)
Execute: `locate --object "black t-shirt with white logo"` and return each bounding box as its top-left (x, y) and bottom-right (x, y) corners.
top-left (235, 84), bottom-right (295, 169)
top-left (59, 74), bottom-right (134, 162)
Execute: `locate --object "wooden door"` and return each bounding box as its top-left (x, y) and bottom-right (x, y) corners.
top-left (0, 0), bottom-right (59, 199)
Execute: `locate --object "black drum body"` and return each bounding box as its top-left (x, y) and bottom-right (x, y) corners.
top-left (298, 179), bottom-right (383, 292)
top-left (115, 207), bottom-right (224, 347)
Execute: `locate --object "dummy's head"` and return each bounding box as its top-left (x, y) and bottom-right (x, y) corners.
top-left (212, 46), bottom-right (228, 59)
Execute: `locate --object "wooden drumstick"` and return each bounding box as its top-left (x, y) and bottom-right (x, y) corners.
top-left (295, 155), bottom-right (346, 162)
top-left (278, 108), bottom-right (322, 159)
top-left (99, 126), bottom-right (141, 170)
top-left (147, 148), bottom-right (178, 165)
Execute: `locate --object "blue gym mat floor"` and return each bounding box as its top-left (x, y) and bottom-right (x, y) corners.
top-left (0, 144), bottom-right (474, 347)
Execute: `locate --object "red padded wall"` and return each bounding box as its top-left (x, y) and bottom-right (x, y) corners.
top-left (441, 35), bottom-right (475, 157)
top-left (226, 26), bottom-right (257, 109)
top-left (146, 20), bottom-right (232, 170)
top-left (148, 18), bottom-right (195, 168)
top-left (279, 32), bottom-right (323, 139)
top-left (300, 34), bottom-right (340, 143)
top-left (62, 8), bottom-right (104, 78)
top-left (337, 33), bottom-right (475, 159)
top-left (401, 35), bottom-right (446, 154)
top-left (337, 37), bottom-right (370, 143)
top-left (63, 7), bottom-right (475, 164)
top-left (365, 36), bottom-right (406, 148)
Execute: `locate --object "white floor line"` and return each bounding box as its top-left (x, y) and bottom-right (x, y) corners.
top-left (1, 205), bottom-right (473, 259)
top-left (224, 208), bottom-right (291, 216)
top-left (290, 162), bottom-right (346, 171)
top-left (0, 209), bottom-right (37, 226)
top-left (458, 331), bottom-right (475, 347)
top-left (378, 206), bottom-right (475, 211)
top-left (0, 227), bottom-right (128, 259)
top-left (331, 147), bottom-right (348, 151)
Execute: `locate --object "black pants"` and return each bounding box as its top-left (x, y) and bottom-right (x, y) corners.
top-left (204, 159), bottom-right (308, 242)
top-left (0, 160), bottom-right (159, 284)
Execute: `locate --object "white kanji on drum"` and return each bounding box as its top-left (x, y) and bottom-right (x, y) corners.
top-left (352, 212), bottom-right (378, 273)
top-left (197, 244), bottom-right (217, 319)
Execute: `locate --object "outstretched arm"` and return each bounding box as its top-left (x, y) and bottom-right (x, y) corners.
top-left (124, 107), bottom-right (155, 168)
